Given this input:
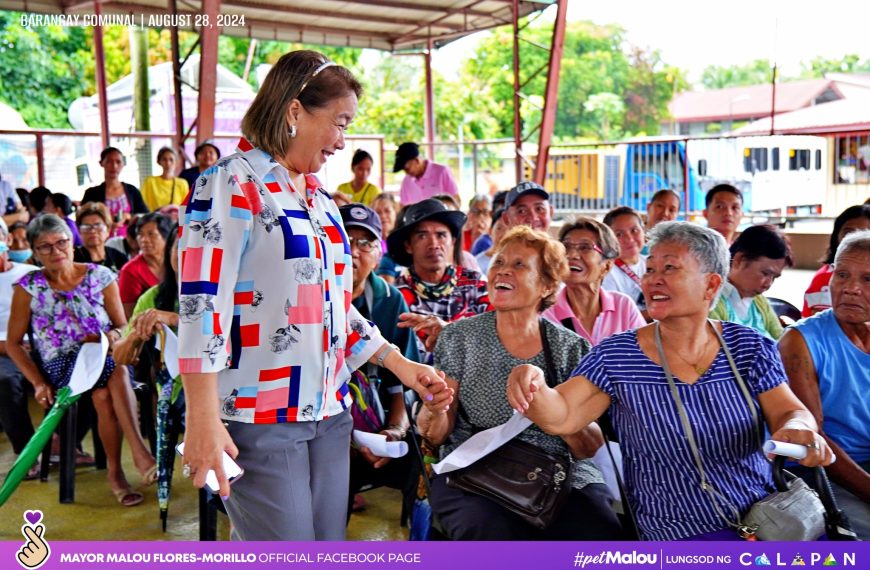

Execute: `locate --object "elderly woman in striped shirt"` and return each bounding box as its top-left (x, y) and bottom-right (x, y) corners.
top-left (508, 221), bottom-right (833, 541)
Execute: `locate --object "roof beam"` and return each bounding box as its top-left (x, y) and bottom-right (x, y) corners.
top-left (221, 0), bottom-right (465, 30)
top-left (347, 0), bottom-right (493, 18)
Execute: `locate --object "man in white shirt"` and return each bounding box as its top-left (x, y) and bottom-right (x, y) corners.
top-left (0, 218), bottom-right (38, 467)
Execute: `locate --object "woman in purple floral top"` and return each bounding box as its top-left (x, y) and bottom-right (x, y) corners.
top-left (6, 214), bottom-right (156, 507)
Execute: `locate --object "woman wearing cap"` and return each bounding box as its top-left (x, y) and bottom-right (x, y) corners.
top-left (177, 50), bottom-right (450, 541)
top-left (336, 149), bottom-right (381, 206)
top-left (82, 147), bottom-right (149, 237)
top-left (179, 141), bottom-right (221, 188)
top-left (543, 216), bottom-right (645, 346)
top-left (141, 147), bottom-right (189, 211)
top-left (338, 202), bottom-right (420, 521)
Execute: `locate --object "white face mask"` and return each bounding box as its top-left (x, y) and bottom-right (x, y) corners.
top-left (0, 242), bottom-right (7, 254)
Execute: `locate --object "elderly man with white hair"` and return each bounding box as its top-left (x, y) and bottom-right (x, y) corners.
top-left (779, 229), bottom-right (870, 539)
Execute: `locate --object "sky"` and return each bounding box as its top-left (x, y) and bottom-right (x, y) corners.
top-left (432, 0), bottom-right (870, 85)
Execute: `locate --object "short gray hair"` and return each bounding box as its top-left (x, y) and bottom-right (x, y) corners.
top-left (468, 193), bottom-right (492, 210)
top-left (834, 229), bottom-right (870, 267)
top-left (647, 221), bottom-right (730, 279)
top-left (26, 213), bottom-right (72, 247)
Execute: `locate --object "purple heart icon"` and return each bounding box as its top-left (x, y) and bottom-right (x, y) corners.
top-left (24, 510), bottom-right (42, 525)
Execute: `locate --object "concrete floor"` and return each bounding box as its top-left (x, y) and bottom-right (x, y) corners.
top-left (0, 402), bottom-right (406, 542)
top-left (0, 268), bottom-right (816, 542)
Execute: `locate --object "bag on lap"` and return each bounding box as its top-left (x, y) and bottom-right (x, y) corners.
top-left (348, 369), bottom-right (385, 433)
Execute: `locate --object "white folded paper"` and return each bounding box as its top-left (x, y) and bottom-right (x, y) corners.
top-left (68, 332), bottom-right (109, 396)
top-left (432, 413), bottom-right (533, 475)
top-left (763, 439), bottom-right (807, 460)
top-left (591, 441), bottom-right (624, 502)
top-left (352, 430), bottom-right (408, 459)
top-left (154, 325), bottom-right (180, 379)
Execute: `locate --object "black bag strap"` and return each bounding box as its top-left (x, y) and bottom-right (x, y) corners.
top-left (457, 319), bottom-right (558, 429)
top-left (559, 318), bottom-right (575, 334)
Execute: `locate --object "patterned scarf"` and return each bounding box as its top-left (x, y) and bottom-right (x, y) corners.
top-left (409, 265), bottom-right (457, 300)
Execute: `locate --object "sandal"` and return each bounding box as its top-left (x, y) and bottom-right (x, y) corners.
top-left (140, 464), bottom-right (158, 487)
top-left (24, 463), bottom-right (41, 481)
top-left (112, 487), bottom-right (144, 507)
top-left (75, 450), bottom-right (96, 467)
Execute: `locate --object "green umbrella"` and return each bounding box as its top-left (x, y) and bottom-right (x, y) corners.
top-left (0, 334), bottom-right (108, 506)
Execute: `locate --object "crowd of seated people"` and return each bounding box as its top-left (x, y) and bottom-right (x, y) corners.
top-left (1, 142), bottom-right (867, 543)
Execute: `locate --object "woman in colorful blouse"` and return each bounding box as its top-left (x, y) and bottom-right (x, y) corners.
top-left (5, 214), bottom-right (156, 507)
top-left (709, 224), bottom-right (792, 340)
top-left (542, 216), bottom-right (645, 346)
top-left (177, 50), bottom-right (449, 541)
top-left (82, 147), bottom-right (149, 237)
top-left (508, 222), bottom-right (833, 540)
top-left (141, 147), bottom-right (189, 211)
top-left (335, 149), bottom-right (381, 206)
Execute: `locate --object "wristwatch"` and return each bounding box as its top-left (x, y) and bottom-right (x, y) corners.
top-left (375, 343), bottom-right (399, 367)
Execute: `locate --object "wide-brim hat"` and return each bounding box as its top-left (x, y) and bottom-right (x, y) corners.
top-left (392, 142), bottom-right (420, 173)
top-left (386, 199), bottom-right (466, 267)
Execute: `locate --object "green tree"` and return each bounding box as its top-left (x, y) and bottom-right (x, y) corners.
top-left (0, 12), bottom-right (91, 128)
top-left (584, 92), bottom-right (624, 141)
top-left (798, 54), bottom-right (870, 78)
top-left (700, 59), bottom-right (773, 89)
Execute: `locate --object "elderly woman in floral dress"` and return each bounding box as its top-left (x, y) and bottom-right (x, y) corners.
top-left (6, 214), bottom-right (156, 506)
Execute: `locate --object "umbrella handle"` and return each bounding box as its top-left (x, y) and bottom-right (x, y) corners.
top-left (157, 326), bottom-right (167, 367)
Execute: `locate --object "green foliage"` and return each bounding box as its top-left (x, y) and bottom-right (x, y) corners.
top-left (798, 54), bottom-right (870, 78)
top-left (701, 59), bottom-right (773, 89)
top-left (0, 12), bottom-right (91, 128)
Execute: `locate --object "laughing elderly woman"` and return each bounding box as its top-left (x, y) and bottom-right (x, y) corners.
top-left (417, 226), bottom-right (621, 540)
top-left (508, 222), bottom-right (834, 541)
top-left (5, 214), bottom-right (156, 506)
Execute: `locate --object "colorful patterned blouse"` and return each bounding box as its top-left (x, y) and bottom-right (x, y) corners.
top-left (16, 264), bottom-right (115, 362)
top-left (177, 138), bottom-right (386, 424)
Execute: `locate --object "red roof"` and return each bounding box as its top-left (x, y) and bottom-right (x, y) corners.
top-left (668, 79), bottom-right (843, 123)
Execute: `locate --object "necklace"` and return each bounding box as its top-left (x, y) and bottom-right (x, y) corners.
top-left (668, 337), bottom-right (714, 376)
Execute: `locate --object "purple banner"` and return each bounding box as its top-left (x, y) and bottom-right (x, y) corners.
top-left (1, 539), bottom-right (868, 570)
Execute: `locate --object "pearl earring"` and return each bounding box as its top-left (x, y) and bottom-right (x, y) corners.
top-left (289, 125), bottom-right (297, 138)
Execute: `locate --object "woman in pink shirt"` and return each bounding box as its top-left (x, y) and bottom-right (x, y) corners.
top-left (543, 217), bottom-right (645, 345)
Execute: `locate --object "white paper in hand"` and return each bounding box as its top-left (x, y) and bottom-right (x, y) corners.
top-left (432, 413), bottom-right (533, 475)
top-left (352, 430), bottom-right (408, 458)
top-left (68, 332), bottom-right (109, 396)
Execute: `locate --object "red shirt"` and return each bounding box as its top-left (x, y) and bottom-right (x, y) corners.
top-left (118, 254), bottom-right (160, 305)
top-left (802, 264), bottom-right (833, 318)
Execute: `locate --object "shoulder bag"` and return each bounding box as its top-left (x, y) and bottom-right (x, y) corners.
top-left (445, 320), bottom-right (572, 530)
top-left (656, 320), bottom-right (827, 541)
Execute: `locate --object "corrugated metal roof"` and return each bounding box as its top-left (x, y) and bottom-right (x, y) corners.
top-left (668, 79), bottom-right (843, 123)
top-left (735, 98), bottom-right (870, 135)
top-left (3, 0), bottom-right (555, 51)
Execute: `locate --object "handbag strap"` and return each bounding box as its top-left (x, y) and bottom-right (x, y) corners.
top-left (654, 320), bottom-right (759, 531)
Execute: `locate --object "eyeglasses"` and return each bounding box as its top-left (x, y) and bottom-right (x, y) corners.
top-left (470, 208), bottom-right (492, 217)
top-left (348, 236), bottom-right (378, 253)
top-left (79, 223), bottom-right (107, 233)
top-left (34, 238), bottom-right (71, 256)
top-left (561, 240), bottom-right (603, 255)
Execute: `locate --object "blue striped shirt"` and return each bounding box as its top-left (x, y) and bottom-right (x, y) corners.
top-left (574, 322), bottom-right (784, 540)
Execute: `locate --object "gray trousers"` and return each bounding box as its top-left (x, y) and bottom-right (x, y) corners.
top-left (224, 411), bottom-right (353, 541)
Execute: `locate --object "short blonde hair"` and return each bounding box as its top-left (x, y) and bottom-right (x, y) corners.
top-left (241, 50), bottom-right (362, 160)
top-left (492, 225), bottom-right (567, 311)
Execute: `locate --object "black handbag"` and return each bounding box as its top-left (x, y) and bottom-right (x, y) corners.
top-left (445, 320), bottom-right (572, 530)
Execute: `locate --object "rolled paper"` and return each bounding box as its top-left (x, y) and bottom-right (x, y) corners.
top-left (763, 439), bottom-right (808, 460)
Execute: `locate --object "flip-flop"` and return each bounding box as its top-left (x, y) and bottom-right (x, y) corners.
top-left (112, 487), bottom-right (144, 507)
top-left (75, 451), bottom-right (96, 467)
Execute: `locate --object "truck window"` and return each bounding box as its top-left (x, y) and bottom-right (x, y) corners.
top-left (789, 149), bottom-right (811, 171)
top-left (743, 147), bottom-right (768, 172)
